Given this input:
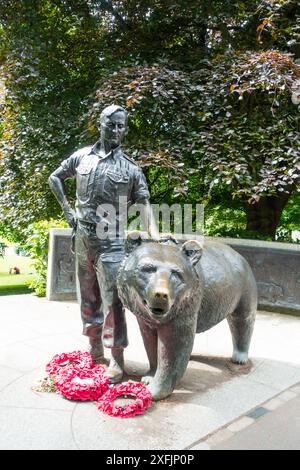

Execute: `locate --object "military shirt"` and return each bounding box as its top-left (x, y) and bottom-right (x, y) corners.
top-left (52, 142), bottom-right (150, 230)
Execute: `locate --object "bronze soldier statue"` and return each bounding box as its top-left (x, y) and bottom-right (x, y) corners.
top-left (49, 104), bottom-right (158, 382)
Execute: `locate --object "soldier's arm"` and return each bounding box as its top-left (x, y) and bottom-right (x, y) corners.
top-left (139, 199), bottom-right (159, 240)
top-left (132, 167), bottom-right (159, 240)
top-left (48, 155), bottom-right (77, 228)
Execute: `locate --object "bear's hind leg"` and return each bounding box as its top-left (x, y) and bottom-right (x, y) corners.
top-left (227, 302), bottom-right (256, 365)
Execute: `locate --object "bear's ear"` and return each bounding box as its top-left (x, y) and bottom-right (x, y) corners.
top-left (181, 240), bottom-right (203, 266)
top-left (125, 231), bottom-right (146, 254)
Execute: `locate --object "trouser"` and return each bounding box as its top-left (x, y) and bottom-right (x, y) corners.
top-left (75, 222), bottom-right (128, 349)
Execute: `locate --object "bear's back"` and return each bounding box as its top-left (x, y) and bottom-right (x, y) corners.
top-left (195, 241), bottom-right (254, 332)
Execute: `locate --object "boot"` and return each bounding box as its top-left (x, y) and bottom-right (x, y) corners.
top-left (106, 348), bottom-right (124, 383)
top-left (89, 337), bottom-right (106, 364)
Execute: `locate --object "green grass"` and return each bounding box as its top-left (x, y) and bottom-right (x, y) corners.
top-left (0, 254), bottom-right (34, 296)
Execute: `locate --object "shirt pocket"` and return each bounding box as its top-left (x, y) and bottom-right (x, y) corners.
top-left (76, 165), bottom-right (93, 198)
top-left (103, 170), bottom-right (130, 201)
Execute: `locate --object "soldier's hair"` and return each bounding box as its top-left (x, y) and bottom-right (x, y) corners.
top-left (99, 105), bottom-right (128, 125)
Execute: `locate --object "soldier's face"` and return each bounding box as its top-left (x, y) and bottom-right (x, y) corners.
top-left (100, 111), bottom-right (127, 148)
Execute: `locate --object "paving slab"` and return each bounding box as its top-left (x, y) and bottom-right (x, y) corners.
top-left (0, 367), bottom-right (76, 411)
top-left (227, 416), bottom-right (254, 432)
top-left (72, 400), bottom-right (222, 450)
top-left (264, 396), bottom-right (286, 411)
top-left (0, 294), bottom-right (299, 450)
top-left (0, 342), bottom-right (51, 372)
top-left (212, 395), bottom-right (300, 450)
top-left (0, 407), bottom-right (77, 450)
top-left (205, 428), bottom-right (234, 447)
top-left (0, 365), bottom-right (25, 391)
top-left (246, 359), bottom-right (300, 390)
top-left (0, 320), bottom-right (45, 347)
top-left (23, 333), bottom-right (86, 356)
top-left (181, 375), bottom-right (278, 439)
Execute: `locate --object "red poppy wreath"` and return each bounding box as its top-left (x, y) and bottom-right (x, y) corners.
top-left (45, 350), bottom-right (94, 376)
top-left (97, 381), bottom-right (152, 418)
top-left (55, 365), bottom-right (109, 401)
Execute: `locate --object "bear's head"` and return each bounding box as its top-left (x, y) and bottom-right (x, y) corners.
top-left (117, 233), bottom-right (204, 324)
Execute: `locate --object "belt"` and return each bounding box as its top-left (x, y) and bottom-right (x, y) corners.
top-left (77, 220), bottom-right (97, 230)
top-left (77, 220), bottom-right (125, 244)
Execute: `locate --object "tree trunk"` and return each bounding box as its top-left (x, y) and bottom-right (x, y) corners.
top-left (245, 193), bottom-right (291, 239)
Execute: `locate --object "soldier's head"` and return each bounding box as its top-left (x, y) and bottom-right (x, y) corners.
top-left (98, 105), bottom-right (128, 149)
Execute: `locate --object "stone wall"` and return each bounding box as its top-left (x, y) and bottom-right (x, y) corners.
top-left (46, 228), bottom-right (76, 301)
top-left (46, 229), bottom-right (300, 315)
top-left (206, 237), bottom-right (300, 316)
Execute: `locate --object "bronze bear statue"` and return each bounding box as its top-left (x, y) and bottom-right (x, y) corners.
top-left (117, 235), bottom-right (257, 401)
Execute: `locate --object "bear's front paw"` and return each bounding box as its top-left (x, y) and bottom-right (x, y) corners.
top-left (141, 371), bottom-right (155, 385)
top-left (146, 380), bottom-right (173, 401)
top-left (141, 375), bottom-right (153, 385)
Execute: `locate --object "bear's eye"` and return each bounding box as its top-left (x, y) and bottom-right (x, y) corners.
top-left (171, 270), bottom-right (184, 282)
top-left (140, 264), bottom-right (157, 273)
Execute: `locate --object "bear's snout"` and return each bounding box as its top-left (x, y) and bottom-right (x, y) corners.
top-left (151, 287), bottom-right (170, 315)
top-left (154, 289), bottom-right (169, 302)
top-left (145, 279), bottom-right (173, 317)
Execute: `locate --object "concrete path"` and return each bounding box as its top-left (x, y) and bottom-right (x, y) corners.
top-left (0, 294), bottom-right (299, 450)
